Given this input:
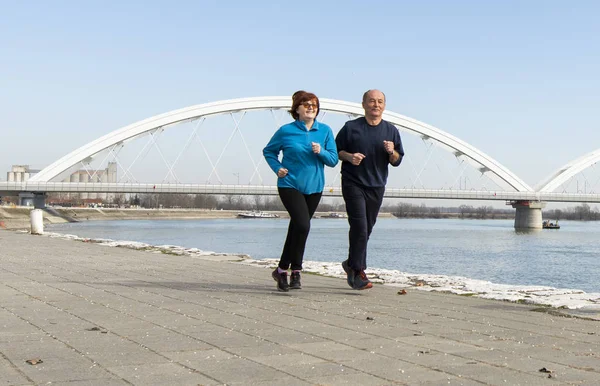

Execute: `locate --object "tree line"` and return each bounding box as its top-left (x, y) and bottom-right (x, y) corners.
top-left (391, 203), bottom-right (514, 219)
top-left (544, 203), bottom-right (600, 221)
top-left (6, 192), bottom-right (600, 220)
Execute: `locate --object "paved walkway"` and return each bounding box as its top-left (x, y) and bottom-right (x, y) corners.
top-left (0, 231), bottom-right (598, 385)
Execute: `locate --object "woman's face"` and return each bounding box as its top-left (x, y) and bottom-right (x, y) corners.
top-left (296, 99), bottom-right (318, 121)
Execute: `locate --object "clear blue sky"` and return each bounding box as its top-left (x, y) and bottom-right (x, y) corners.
top-left (2, 0), bottom-right (600, 188)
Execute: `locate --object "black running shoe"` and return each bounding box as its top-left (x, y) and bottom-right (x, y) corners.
top-left (289, 271), bottom-right (302, 289)
top-left (272, 268), bottom-right (289, 292)
top-left (353, 270), bottom-right (373, 290)
top-left (341, 260), bottom-right (354, 288)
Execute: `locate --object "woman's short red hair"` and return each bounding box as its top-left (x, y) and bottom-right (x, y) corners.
top-left (289, 90), bottom-right (320, 120)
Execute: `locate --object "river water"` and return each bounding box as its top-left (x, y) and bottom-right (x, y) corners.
top-left (47, 218), bottom-right (600, 295)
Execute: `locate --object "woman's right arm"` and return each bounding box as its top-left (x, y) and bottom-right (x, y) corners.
top-left (263, 129), bottom-right (284, 174)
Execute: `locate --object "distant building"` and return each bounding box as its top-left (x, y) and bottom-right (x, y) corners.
top-left (6, 165), bottom-right (40, 182)
top-left (5, 162), bottom-right (118, 203)
top-left (62, 162), bottom-right (117, 200)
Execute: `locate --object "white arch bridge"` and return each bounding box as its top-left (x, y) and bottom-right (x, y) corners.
top-left (2, 96), bottom-right (600, 227)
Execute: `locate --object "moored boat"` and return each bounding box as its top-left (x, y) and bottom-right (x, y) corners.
top-left (321, 212), bottom-right (348, 218)
top-left (542, 220), bottom-right (560, 229)
top-left (237, 211), bottom-right (279, 219)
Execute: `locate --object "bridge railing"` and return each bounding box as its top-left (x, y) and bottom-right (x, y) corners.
top-left (3, 181), bottom-right (600, 203)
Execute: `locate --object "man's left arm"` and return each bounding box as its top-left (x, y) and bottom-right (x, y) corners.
top-left (388, 150), bottom-right (402, 165)
top-left (389, 126), bottom-right (404, 167)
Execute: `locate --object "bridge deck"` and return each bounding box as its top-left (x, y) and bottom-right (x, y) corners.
top-left (2, 181), bottom-right (600, 202)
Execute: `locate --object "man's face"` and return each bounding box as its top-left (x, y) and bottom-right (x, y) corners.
top-left (362, 91), bottom-right (386, 120)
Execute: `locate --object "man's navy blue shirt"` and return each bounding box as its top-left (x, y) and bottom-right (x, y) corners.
top-left (335, 117), bottom-right (404, 187)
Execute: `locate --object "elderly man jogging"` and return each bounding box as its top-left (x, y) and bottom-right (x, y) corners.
top-left (335, 89), bottom-right (404, 290)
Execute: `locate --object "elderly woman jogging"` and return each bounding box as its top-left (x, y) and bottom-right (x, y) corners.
top-left (263, 90), bottom-right (338, 291)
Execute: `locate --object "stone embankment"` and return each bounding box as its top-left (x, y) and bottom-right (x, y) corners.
top-left (0, 206), bottom-right (396, 230)
top-left (0, 207), bottom-right (242, 230)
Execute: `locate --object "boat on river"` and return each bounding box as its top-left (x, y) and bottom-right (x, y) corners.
top-left (237, 211), bottom-right (279, 219)
top-left (320, 212), bottom-right (348, 219)
top-left (542, 220), bottom-right (560, 229)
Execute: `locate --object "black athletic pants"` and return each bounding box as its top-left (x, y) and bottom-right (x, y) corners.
top-left (277, 187), bottom-right (322, 271)
top-left (342, 180), bottom-right (385, 271)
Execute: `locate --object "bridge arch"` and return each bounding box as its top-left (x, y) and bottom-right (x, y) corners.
top-left (536, 148), bottom-right (600, 193)
top-left (29, 96), bottom-right (532, 192)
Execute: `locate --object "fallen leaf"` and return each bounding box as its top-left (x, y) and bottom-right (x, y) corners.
top-left (26, 359), bottom-right (43, 365)
top-left (86, 327), bottom-right (107, 333)
top-left (397, 289), bottom-right (407, 295)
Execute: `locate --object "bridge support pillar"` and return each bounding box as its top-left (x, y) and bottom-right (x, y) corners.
top-left (510, 200), bottom-right (546, 230)
top-left (18, 192), bottom-right (47, 209)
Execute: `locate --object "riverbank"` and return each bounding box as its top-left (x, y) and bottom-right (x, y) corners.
top-left (0, 207), bottom-right (240, 230)
top-left (0, 230), bottom-right (598, 385)
top-left (0, 206), bottom-right (395, 230)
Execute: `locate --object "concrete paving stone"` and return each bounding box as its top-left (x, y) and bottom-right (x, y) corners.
top-left (396, 349), bottom-right (478, 369)
top-left (343, 336), bottom-right (409, 351)
top-left (173, 321), bottom-right (241, 336)
top-left (189, 357), bottom-right (284, 383)
top-left (249, 329), bottom-right (329, 346)
top-left (459, 349), bottom-right (600, 384)
top-left (399, 337), bottom-right (488, 355)
top-left (199, 310), bottom-right (282, 326)
top-left (303, 371), bottom-right (393, 386)
top-left (48, 379), bottom-right (131, 386)
top-left (359, 324), bottom-right (425, 340)
top-left (3, 304), bottom-right (70, 323)
top-left (510, 345), bottom-right (600, 369)
top-left (11, 357), bottom-right (116, 385)
top-left (107, 362), bottom-right (220, 385)
top-left (0, 363), bottom-right (32, 385)
top-left (56, 330), bottom-right (158, 352)
top-left (69, 339), bottom-right (169, 367)
top-left (126, 330), bottom-right (213, 352)
top-left (373, 343), bottom-right (477, 363)
top-left (278, 360), bottom-right (362, 379)
top-left (56, 308), bottom-right (127, 324)
top-left (516, 334), bottom-right (600, 352)
top-left (161, 348), bottom-right (238, 365)
top-left (448, 347), bottom-right (526, 365)
top-left (0, 324), bottom-right (45, 341)
top-left (328, 350), bottom-right (392, 364)
top-left (197, 330), bottom-right (273, 349)
top-left (130, 313), bottom-right (206, 329)
top-left (338, 355), bottom-right (455, 384)
top-left (432, 331), bottom-right (540, 351)
top-left (315, 329), bottom-right (396, 345)
top-left (287, 341), bottom-right (354, 354)
top-left (228, 377), bottom-right (313, 386)
top-left (429, 361), bottom-right (564, 385)
top-left (86, 319), bottom-right (159, 334)
top-left (0, 339), bottom-right (78, 360)
top-left (153, 301), bottom-right (227, 315)
top-left (32, 317), bottom-right (94, 334)
top-left (173, 328), bottom-right (248, 345)
top-left (206, 320), bottom-right (271, 333)
top-left (0, 333), bottom-right (54, 346)
top-left (417, 377), bottom-right (490, 386)
top-left (250, 352), bottom-right (327, 368)
top-left (224, 342), bottom-right (296, 358)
